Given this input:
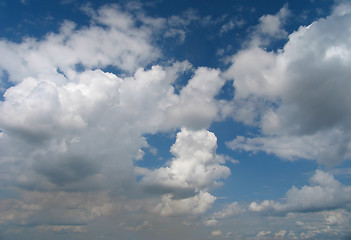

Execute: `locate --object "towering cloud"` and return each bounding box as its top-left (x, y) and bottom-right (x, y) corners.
top-left (139, 128), bottom-right (230, 215)
top-left (139, 128), bottom-right (230, 196)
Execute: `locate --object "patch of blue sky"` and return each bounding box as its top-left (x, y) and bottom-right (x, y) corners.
top-left (328, 160), bottom-right (351, 184)
top-left (215, 80), bottom-right (234, 100)
top-left (0, 70), bottom-right (13, 101)
top-left (0, 187), bottom-right (22, 200)
top-left (0, 1), bottom-right (88, 41)
top-left (215, 151), bottom-right (319, 202)
top-left (136, 131), bottom-right (176, 169)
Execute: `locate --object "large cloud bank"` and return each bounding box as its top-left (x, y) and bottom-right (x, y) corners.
top-left (225, 3), bottom-right (351, 166)
top-left (0, 4), bottom-right (228, 235)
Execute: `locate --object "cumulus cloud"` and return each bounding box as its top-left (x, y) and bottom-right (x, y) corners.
top-left (256, 4), bottom-right (289, 38)
top-left (3, 1), bottom-right (350, 239)
top-left (254, 230), bottom-right (287, 240)
top-left (225, 3), bottom-right (351, 166)
top-left (227, 129), bottom-right (351, 166)
top-left (256, 231), bottom-right (272, 238)
top-left (203, 201), bottom-right (245, 226)
top-left (0, 62), bottom-right (227, 193)
top-left (219, 18), bottom-right (245, 36)
top-left (0, 5), bottom-right (230, 235)
top-left (242, 4), bottom-right (290, 47)
top-left (0, 28), bottom-right (226, 194)
top-left (212, 202), bottom-right (245, 220)
top-left (165, 68), bottom-right (225, 129)
top-left (0, 5), bottom-right (160, 83)
top-left (150, 191), bottom-right (216, 216)
top-left (164, 9), bottom-right (200, 43)
top-left (210, 230), bottom-right (223, 237)
top-left (249, 170), bottom-right (351, 213)
top-left (0, 67), bottom-right (152, 192)
top-left (139, 128), bottom-right (230, 197)
top-left (135, 128), bottom-right (230, 217)
top-left (0, 191), bottom-right (117, 227)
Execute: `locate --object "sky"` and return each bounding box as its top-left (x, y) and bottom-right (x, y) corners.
top-left (0, 0), bottom-right (351, 239)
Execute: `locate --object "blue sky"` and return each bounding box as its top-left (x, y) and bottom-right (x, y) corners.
top-left (1, 0), bottom-right (351, 239)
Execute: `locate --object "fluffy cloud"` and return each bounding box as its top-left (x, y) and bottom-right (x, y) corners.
top-left (210, 230), bottom-right (223, 237)
top-left (3, 1), bottom-right (350, 239)
top-left (0, 7), bottom-right (229, 235)
top-left (0, 66), bottom-right (165, 192)
top-left (0, 191), bottom-right (117, 227)
top-left (212, 202), bottom-right (245, 220)
top-left (256, 4), bottom-right (290, 39)
top-left (249, 170), bottom-right (351, 213)
top-left (165, 68), bottom-right (225, 129)
top-left (139, 128), bottom-right (230, 197)
top-left (138, 128), bottom-right (230, 216)
top-left (203, 201), bottom-right (245, 226)
top-left (150, 191), bottom-right (216, 216)
top-left (0, 63), bottom-right (227, 193)
top-left (225, 3), bottom-right (351, 166)
top-left (219, 18), bottom-right (245, 36)
top-left (0, 5), bottom-right (159, 83)
top-left (227, 129), bottom-right (351, 166)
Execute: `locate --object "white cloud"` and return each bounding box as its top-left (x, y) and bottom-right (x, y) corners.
top-left (256, 4), bottom-right (289, 38)
top-left (256, 231), bottom-right (271, 238)
top-left (203, 219), bottom-right (218, 226)
top-left (246, 4), bottom-right (290, 47)
top-left (150, 191), bottom-right (216, 216)
top-left (165, 67), bottom-right (225, 130)
top-left (163, 9), bottom-right (202, 43)
top-left (2, 2), bottom-right (351, 239)
top-left (224, 46), bottom-right (284, 100)
top-left (212, 202), bottom-right (245, 219)
top-left (120, 220), bottom-right (152, 232)
top-left (0, 38), bottom-right (226, 194)
top-left (274, 230), bottom-right (286, 238)
top-left (225, 3), bottom-right (351, 166)
top-left (249, 170), bottom-right (351, 213)
top-left (35, 225), bottom-right (87, 233)
top-left (135, 149), bottom-right (145, 161)
top-left (0, 14), bottom-right (229, 235)
top-left (0, 6), bottom-right (231, 235)
top-left (139, 128), bottom-right (230, 197)
top-left (219, 18), bottom-right (245, 36)
top-left (0, 5), bottom-right (160, 83)
top-left (220, 21), bottom-right (235, 35)
top-left (227, 129), bottom-right (351, 166)
top-left (203, 205), bottom-right (351, 240)
top-left (210, 230), bottom-right (223, 237)
top-left (0, 191), bottom-right (118, 227)
top-left (324, 210), bottom-right (348, 226)
top-left (136, 128), bottom-right (230, 217)
top-left (203, 201), bottom-right (245, 227)
top-left (332, 2), bottom-right (351, 16)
